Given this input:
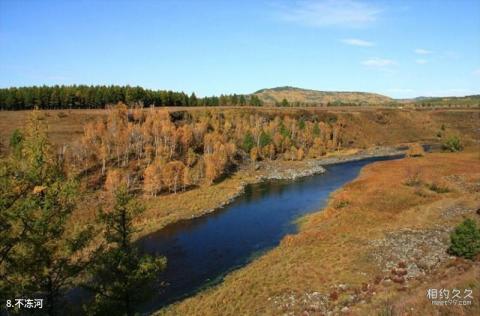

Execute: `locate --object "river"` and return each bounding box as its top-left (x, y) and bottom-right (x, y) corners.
top-left (138, 155), bottom-right (402, 313)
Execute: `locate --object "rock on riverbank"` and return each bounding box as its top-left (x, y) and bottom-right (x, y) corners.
top-left (262, 160), bottom-right (326, 180)
top-left (258, 146), bottom-right (404, 181)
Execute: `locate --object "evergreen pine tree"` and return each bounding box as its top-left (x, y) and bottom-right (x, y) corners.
top-left (0, 110), bottom-right (95, 315)
top-left (84, 185), bottom-right (166, 316)
top-left (242, 132), bottom-right (255, 153)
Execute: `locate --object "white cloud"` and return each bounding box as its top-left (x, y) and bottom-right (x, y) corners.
top-left (415, 59), bottom-right (428, 64)
top-left (278, 0), bottom-right (382, 28)
top-left (362, 57), bottom-right (396, 67)
top-left (414, 48), bottom-right (432, 55)
top-left (340, 38), bottom-right (374, 47)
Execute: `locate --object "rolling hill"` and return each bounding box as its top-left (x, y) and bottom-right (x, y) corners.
top-left (253, 86), bottom-right (394, 106)
top-left (410, 94), bottom-right (480, 107)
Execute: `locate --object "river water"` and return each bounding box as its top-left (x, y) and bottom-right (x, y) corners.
top-left (139, 155), bottom-right (402, 312)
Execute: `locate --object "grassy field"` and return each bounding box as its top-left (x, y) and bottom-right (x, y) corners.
top-left (0, 109), bottom-right (106, 153)
top-left (157, 150), bottom-right (480, 315)
top-left (1, 107), bottom-right (478, 154)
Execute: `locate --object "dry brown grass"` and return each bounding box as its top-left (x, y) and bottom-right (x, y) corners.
top-left (139, 170), bottom-right (257, 235)
top-left (157, 151), bottom-right (480, 316)
top-left (1, 108), bottom-right (478, 155)
top-left (0, 109), bottom-right (107, 153)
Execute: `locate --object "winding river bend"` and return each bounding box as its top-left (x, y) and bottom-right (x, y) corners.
top-left (139, 155), bottom-right (401, 312)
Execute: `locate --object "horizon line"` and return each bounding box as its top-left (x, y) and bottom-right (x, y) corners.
top-left (0, 84), bottom-right (479, 100)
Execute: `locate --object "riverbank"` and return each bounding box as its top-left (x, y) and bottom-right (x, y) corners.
top-left (156, 150), bottom-right (480, 315)
top-left (69, 145), bottom-right (406, 247)
top-left (137, 146), bottom-right (405, 237)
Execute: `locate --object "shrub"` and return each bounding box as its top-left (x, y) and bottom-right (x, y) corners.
top-left (57, 111), bottom-right (68, 118)
top-left (443, 136), bottom-right (463, 152)
top-left (405, 176), bottom-right (421, 187)
top-left (298, 118), bottom-right (306, 130)
top-left (428, 183), bottom-right (450, 193)
top-left (9, 128), bottom-right (24, 152)
top-left (334, 200), bottom-right (350, 209)
top-left (448, 219), bottom-right (480, 260)
top-left (259, 131), bottom-right (272, 147)
top-left (414, 188), bottom-right (429, 197)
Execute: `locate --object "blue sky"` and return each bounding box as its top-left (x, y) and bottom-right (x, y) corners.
top-left (0, 0), bottom-right (479, 98)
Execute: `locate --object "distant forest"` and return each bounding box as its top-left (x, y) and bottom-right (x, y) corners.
top-left (0, 85), bottom-right (263, 110)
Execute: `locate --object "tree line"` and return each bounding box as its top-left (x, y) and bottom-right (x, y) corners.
top-left (66, 104), bottom-right (344, 196)
top-left (0, 85), bottom-right (263, 110)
